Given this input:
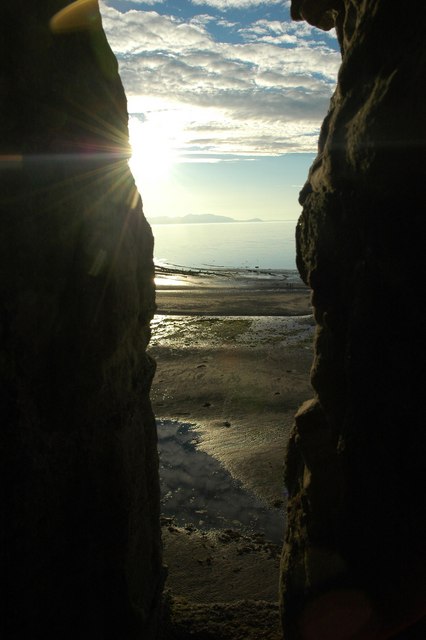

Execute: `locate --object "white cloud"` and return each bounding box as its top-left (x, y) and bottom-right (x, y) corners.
top-left (191, 0), bottom-right (281, 9)
top-left (101, 8), bottom-right (214, 54)
top-left (99, 3), bottom-right (340, 159)
top-left (238, 18), bottom-right (329, 47)
top-left (125, 0), bottom-right (165, 4)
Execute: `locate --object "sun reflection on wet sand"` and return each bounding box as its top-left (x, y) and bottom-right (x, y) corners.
top-left (154, 275), bottom-right (189, 288)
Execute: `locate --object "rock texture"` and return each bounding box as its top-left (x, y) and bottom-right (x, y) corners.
top-left (281, 1), bottom-right (426, 638)
top-left (0, 2), bottom-right (163, 638)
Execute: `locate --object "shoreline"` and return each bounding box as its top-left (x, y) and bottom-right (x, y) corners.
top-left (154, 263), bottom-right (311, 317)
top-left (155, 262), bottom-right (306, 284)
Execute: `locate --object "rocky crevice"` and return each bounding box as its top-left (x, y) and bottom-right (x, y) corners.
top-left (0, 2), bottom-right (163, 638)
top-left (281, 2), bottom-right (426, 638)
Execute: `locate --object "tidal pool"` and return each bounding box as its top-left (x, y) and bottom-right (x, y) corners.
top-left (157, 419), bottom-right (285, 545)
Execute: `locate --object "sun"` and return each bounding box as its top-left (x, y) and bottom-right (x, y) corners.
top-left (128, 116), bottom-right (176, 190)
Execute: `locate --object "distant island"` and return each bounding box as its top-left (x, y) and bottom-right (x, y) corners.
top-left (150, 214), bottom-right (262, 225)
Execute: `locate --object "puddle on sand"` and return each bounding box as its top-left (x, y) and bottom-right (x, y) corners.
top-left (157, 419), bottom-right (285, 545)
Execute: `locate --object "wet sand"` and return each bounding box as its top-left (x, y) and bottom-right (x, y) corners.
top-left (151, 266), bottom-right (314, 638)
top-left (155, 266), bottom-right (312, 316)
top-left (151, 313), bottom-right (314, 508)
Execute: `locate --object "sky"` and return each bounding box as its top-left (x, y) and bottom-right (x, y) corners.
top-left (99, 0), bottom-right (340, 221)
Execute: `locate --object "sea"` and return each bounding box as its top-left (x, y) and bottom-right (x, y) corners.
top-left (150, 220), bottom-right (298, 271)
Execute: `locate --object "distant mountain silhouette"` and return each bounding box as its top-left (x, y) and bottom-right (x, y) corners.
top-left (151, 214), bottom-right (262, 224)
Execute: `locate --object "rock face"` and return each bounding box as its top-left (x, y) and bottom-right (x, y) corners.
top-left (281, 1), bottom-right (426, 638)
top-left (0, 2), bottom-right (162, 638)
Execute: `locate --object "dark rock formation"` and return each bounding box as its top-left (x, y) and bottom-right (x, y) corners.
top-left (0, 2), bottom-right (163, 638)
top-left (281, 1), bottom-right (426, 638)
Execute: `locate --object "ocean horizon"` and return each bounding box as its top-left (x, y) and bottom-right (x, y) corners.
top-left (150, 220), bottom-right (298, 271)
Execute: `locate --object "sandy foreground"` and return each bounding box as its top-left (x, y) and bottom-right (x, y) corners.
top-left (150, 267), bottom-right (314, 639)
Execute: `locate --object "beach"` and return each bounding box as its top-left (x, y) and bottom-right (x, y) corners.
top-left (150, 266), bottom-right (314, 638)
top-left (154, 265), bottom-right (311, 316)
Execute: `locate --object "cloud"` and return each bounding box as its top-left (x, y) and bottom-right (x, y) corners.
top-left (238, 17), bottom-right (333, 48)
top-left (101, 8), bottom-right (214, 54)
top-left (99, 3), bottom-right (340, 158)
top-left (191, 0), bottom-right (281, 9)
top-left (125, 0), bottom-right (165, 4)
